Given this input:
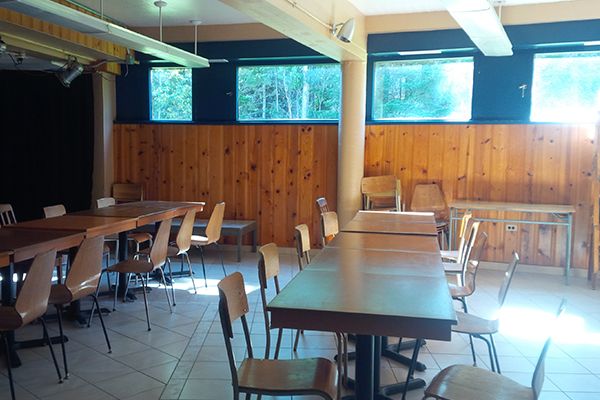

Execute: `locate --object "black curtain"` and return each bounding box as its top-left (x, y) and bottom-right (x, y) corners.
top-left (0, 71), bottom-right (94, 221)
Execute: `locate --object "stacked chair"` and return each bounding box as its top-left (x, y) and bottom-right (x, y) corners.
top-left (360, 175), bottom-right (402, 211)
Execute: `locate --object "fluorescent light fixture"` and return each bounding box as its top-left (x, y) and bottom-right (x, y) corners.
top-left (0, 0), bottom-right (210, 68)
top-left (584, 40), bottom-right (600, 46)
top-left (398, 49), bottom-right (443, 56)
top-left (439, 0), bottom-right (512, 56)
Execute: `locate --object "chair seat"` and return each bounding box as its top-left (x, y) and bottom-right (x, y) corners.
top-left (0, 306), bottom-right (23, 331)
top-left (425, 364), bottom-right (534, 400)
top-left (440, 249), bottom-right (459, 261)
top-left (129, 232), bottom-right (152, 244)
top-left (190, 235), bottom-right (209, 246)
top-left (443, 261), bottom-right (462, 273)
top-left (108, 259), bottom-right (154, 274)
top-left (449, 283), bottom-right (471, 298)
top-left (237, 357), bottom-right (337, 399)
top-left (452, 311), bottom-right (499, 335)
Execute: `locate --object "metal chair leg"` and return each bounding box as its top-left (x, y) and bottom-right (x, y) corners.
top-left (293, 329), bottom-right (301, 351)
top-left (40, 318), bottom-right (63, 383)
top-left (92, 295), bottom-right (112, 353)
top-left (113, 271), bottom-right (120, 311)
top-left (199, 247), bottom-right (208, 287)
top-left (159, 267), bottom-right (173, 313)
top-left (167, 258), bottom-right (176, 306)
top-left (476, 334), bottom-right (495, 373)
top-left (55, 304), bottom-right (68, 379)
top-left (468, 334), bottom-right (477, 366)
top-left (215, 242), bottom-right (226, 275)
top-left (139, 274), bottom-right (151, 331)
top-left (490, 334), bottom-right (501, 374)
top-left (401, 338), bottom-right (423, 400)
top-left (274, 328), bottom-right (283, 359)
top-left (184, 252), bottom-right (197, 294)
top-left (2, 333), bottom-right (15, 400)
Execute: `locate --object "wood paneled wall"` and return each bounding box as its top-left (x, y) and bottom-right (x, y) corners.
top-left (114, 123), bottom-right (596, 269)
top-left (113, 124), bottom-right (338, 248)
top-left (365, 124), bottom-right (596, 269)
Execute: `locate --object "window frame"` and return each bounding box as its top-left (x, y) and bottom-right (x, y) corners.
top-left (149, 66), bottom-right (194, 122)
top-left (369, 54), bottom-right (476, 123)
top-left (235, 60), bottom-right (342, 123)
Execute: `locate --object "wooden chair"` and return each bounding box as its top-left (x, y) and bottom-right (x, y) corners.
top-left (361, 175), bottom-right (402, 211)
top-left (108, 218), bottom-right (174, 331)
top-left (294, 224), bottom-right (311, 271)
top-left (424, 299), bottom-right (566, 400)
top-left (1, 249), bottom-right (63, 400)
top-left (217, 272), bottom-right (340, 399)
top-left (443, 221), bottom-right (481, 285)
top-left (191, 202), bottom-right (227, 287)
top-left (410, 183), bottom-right (449, 247)
top-left (320, 211), bottom-right (339, 246)
top-left (49, 236), bottom-right (112, 379)
top-left (0, 204), bottom-right (17, 226)
top-left (167, 209), bottom-right (197, 297)
top-left (112, 183), bottom-right (144, 203)
top-left (43, 204), bottom-right (66, 218)
top-left (449, 230), bottom-right (488, 313)
top-left (316, 197), bottom-right (330, 214)
top-left (441, 211), bottom-right (473, 261)
top-left (257, 243), bottom-right (285, 360)
top-left (452, 252), bottom-right (520, 373)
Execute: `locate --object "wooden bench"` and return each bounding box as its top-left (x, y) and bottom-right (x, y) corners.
top-left (172, 219), bottom-right (257, 262)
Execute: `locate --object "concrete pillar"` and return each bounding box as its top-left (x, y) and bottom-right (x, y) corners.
top-left (337, 60), bottom-right (366, 226)
top-left (92, 72), bottom-right (116, 203)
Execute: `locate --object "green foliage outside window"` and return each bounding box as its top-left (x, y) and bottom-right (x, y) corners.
top-left (373, 57), bottom-right (473, 121)
top-left (237, 64), bottom-right (340, 120)
top-left (150, 68), bottom-right (192, 121)
top-left (531, 51), bottom-right (600, 122)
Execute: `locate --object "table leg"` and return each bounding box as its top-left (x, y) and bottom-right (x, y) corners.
top-left (449, 207), bottom-right (455, 250)
top-left (566, 213), bottom-right (573, 285)
top-left (237, 233), bottom-right (242, 262)
top-left (381, 336), bottom-right (426, 371)
top-left (117, 231), bottom-right (129, 298)
top-left (342, 335), bottom-right (375, 400)
top-left (252, 229), bottom-right (257, 253)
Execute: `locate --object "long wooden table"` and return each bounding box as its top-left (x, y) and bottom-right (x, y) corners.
top-left (268, 211), bottom-right (455, 400)
top-left (448, 200), bottom-right (575, 284)
top-left (342, 211), bottom-right (439, 236)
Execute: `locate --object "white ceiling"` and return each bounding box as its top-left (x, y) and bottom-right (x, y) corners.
top-left (347, 0), bottom-right (572, 16)
top-left (71, 0), bottom-right (572, 27)
top-left (73, 0), bottom-right (255, 27)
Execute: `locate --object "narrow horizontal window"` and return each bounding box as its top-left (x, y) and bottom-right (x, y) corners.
top-left (373, 57), bottom-right (474, 121)
top-left (150, 68), bottom-right (192, 121)
top-left (237, 64), bottom-right (341, 121)
top-left (531, 51), bottom-right (600, 123)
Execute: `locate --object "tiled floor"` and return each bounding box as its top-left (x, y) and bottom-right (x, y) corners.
top-left (2, 248), bottom-right (600, 400)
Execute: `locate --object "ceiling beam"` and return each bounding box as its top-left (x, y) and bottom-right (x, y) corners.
top-left (218, 0), bottom-right (366, 61)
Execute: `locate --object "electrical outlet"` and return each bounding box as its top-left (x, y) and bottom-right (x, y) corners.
top-left (506, 224), bottom-right (518, 232)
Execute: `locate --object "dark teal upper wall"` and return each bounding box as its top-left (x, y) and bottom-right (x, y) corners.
top-left (116, 19), bottom-right (600, 124)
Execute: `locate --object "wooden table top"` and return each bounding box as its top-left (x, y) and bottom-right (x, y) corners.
top-left (342, 218), bottom-right (438, 236)
top-left (328, 232), bottom-right (440, 254)
top-left (0, 251), bottom-right (13, 267)
top-left (0, 228), bottom-right (84, 263)
top-left (449, 200), bottom-right (575, 214)
top-left (8, 215), bottom-right (138, 238)
top-left (73, 201), bottom-right (205, 226)
top-left (353, 210), bottom-right (437, 224)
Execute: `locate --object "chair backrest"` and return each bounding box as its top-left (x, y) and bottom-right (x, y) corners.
top-left (258, 243), bottom-right (280, 291)
top-left (361, 175), bottom-right (401, 210)
top-left (461, 231), bottom-right (488, 296)
top-left (175, 210), bottom-right (196, 252)
top-left (64, 236), bottom-right (105, 300)
top-left (458, 211), bottom-right (473, 240)
top-left (96, 197), bottom-right (116, 208)
top-left (316, 197), bottom-right (329, 214)
top-left (321, 211), bottom-right (339, 246)
top-left (0, 203), bottom-right (17, 226)
top-left (150, 218), bottom-right (173, 269)
top-left (498, 251), bottom-right (520, 307)
top-left (43, 204), bottom-right (66, 218)
top-left (218, 272), bottom-right (253, 391)
top-left (410, 183), bottom-right (447, 219)
top-left (15, 249), bottom-right (57, 326)
top-left (205, 202), bottom-right (225, 244)
top-left (531, 299), bottom-right (567, 399)
top-left (112, 183), bottom-right (144, 203)
top-left (458, 220), bottom-right (481, 265)
top-left (294, 224), bottom-right (311, 270)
